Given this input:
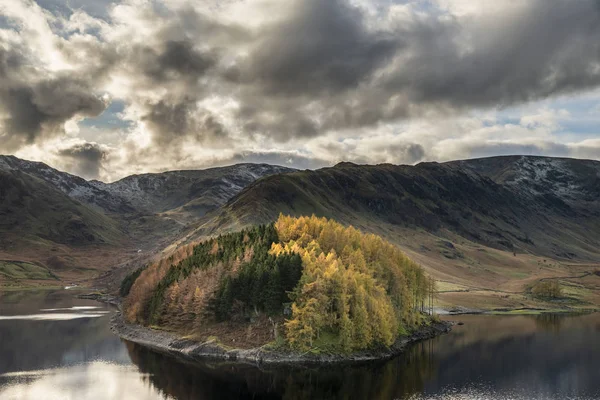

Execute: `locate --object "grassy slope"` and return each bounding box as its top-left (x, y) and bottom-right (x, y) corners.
top-left (189, 161), bottom-right (600, 311)
top-left (0, 260), bottom-right (58, 280)
top-left (0, 169), bottom-right (130, 287)
top-left (0, 170), bottom-right (124, 245)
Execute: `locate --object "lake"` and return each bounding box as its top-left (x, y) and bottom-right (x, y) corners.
top-left (0, 290), bottom-right (599, 399)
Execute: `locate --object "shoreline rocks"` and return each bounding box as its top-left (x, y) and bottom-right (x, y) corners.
top-left (110, 312), bottom-right (452, 366)
top-left (77, 292), bottom-right (120, 307)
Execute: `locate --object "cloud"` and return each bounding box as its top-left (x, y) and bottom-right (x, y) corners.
top-left (385, 143), bottom-right (426, 164)
top-left (239, 0), bottom-right (399, 96)
top-left (131, 40), bottom-right (217, 85)
top-left (2, 0), bottom-right (600, 179)
top-left (140, 100), bottom-right (231, 146)
top-left (0, 73), bottom-right (107, 152)
top-left (34, 0), bottom-right (118, 19)
top-left (384, 0), bottom-right (600, 109)
top-left (227, 150), bottom-right (331, 170)
top-left (57, 141), bottom-right (108, 179)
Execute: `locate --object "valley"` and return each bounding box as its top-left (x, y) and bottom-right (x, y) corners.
top-left (1, 154), bottom-right (599, 313)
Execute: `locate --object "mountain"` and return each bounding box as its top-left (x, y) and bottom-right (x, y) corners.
top-left (0, 155), bottom-right (134, 214)
top-left (3, 154), bottom-right (599, 310)
top-left (0, 168), bottom-right (124, 247)
top-left (0, 166), bottom-right (128, 284)
top-left (91, 164), bottom-right (293, 218)
top-left (199, 156), bottom-right (600, 258)
top-left (190, 156), bottom-right (600, 310)
top-left (0, 156), bottom-right (294, 287)
top-left (454, 155), bottom-right (600, 204)
top-left (0, 155), bottom-right (293, 218)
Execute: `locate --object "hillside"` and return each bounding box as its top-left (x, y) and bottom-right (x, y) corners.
top-left (0, 156), bottom-right (292, 287)
top-left (190, 156), bottom-right (600, 310)
top-left (3, 154), bottom-right (599, 309)
top-left (124, 215), bottom-right (435, 353)
top-left (0, 156), bottom-right (134, 214)
top-left (0, 168), bottom-right (129, 285)
top-left (0, 169), bottom-right (123, 246)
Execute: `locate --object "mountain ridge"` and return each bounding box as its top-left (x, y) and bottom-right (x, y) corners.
top-left (0, 155), bottom-right (293, 287)
top-left (0, 155), bottom-right (295, 216)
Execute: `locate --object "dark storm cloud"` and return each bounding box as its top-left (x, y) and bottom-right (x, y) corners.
top-left (0, 47), bottom-right (24, 79)
top-left (240, 0), bottom-right (400, 96)
top-left (0, 80), bottom-right (106, 150)
top-left (141, 100), bottom-right (191, 140)
top-left (226, 0), bottom-right (600, 139)
top-left (58, 142), bottom-right (107, 179)
top-left (141, 99), bottom-right (230, 146)
top-left (0, 46), bottom-right (107, 151)
top-left (135, 40), bottom-right (217, 84)
top-left (384, 0), bottom-right (600, 108)
top-left (384, 143), bottom-right (426, 164)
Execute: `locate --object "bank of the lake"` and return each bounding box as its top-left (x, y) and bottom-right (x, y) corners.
top-left (110, 312), bottom-right (452, 366)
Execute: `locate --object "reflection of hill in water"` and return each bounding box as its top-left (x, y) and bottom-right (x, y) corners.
top-left (125, 340), bottom-right (439, 400)
top-left (0, 315), bottom-right (126, 375)
top-left (126, 313), bottom-right (600, 400)
top-left (0, 290), bottom-right (127, 375)
top-left (425, 314), bottom-right (600, 398)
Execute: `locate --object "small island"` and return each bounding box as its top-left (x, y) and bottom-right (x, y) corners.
top-left (114, 215), bottom-right (451, 365)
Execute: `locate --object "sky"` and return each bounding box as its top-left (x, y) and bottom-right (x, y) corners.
top-left (1, 0), bottom-right (600, 181)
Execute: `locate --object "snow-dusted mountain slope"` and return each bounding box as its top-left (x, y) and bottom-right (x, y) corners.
top-left (454, 156), bottom-right (600, 205)
top-left (196, 155), bottom-right (600, 263)
top-left (0, 155), bottom-right (134, 214)
top-left (0, 156), bottom-right (294, 216)
top-left (91, 164), bottom-right (294, 215)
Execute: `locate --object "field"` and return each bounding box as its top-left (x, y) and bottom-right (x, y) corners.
top-left (396, 230), bottom-right (600, 312)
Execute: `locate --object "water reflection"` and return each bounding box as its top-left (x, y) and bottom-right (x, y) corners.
top-left (0, 312), bottom-right (109, 321)
top-left (0, 290), bottom-right (167, 400)
top-left (126, 314), bottom-right (600, 400)
top-left (1, 290), bottom-right (599, 400)
top-left (534, 313), bottom-right (563, 332)
top-left (126, 340), bottom-right (440, 400)
top-left (0, 362), bottom-right (168, 400)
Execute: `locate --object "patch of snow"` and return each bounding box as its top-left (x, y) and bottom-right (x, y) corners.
top-left (504, 157), bottom-right (597, 201)
top-left (0, 157), bottom-right (13, 171)
top-left (221, 178), bottom-right (243, 191)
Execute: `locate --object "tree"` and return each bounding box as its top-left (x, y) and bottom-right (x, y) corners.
top-left (531, 280), bottom-right (562, 299)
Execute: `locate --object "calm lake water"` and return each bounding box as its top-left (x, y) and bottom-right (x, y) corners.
top-left (0, 290), bottom-right (599, 400)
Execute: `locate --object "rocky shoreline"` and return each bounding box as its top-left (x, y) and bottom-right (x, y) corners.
top-left (77, 292), bottom-right (121, 307)
top-left (110, 312), bottom-right (453, 366)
